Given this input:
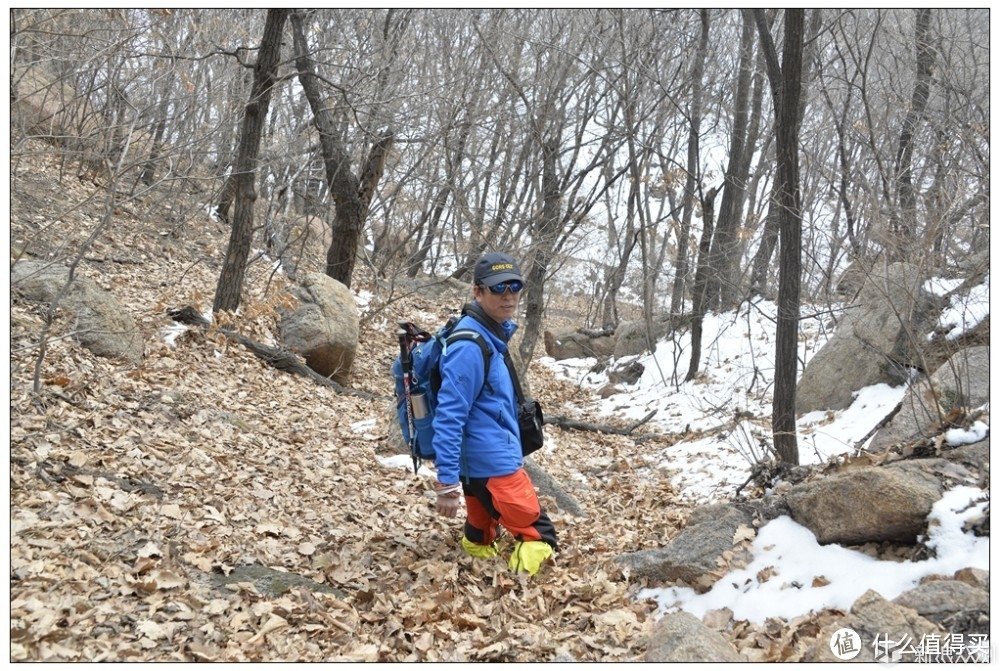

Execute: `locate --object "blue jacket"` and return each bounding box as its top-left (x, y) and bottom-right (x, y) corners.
top-left (432, 306), bottom-right (522, 485)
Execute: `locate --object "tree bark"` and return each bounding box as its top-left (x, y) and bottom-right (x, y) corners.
top-left (707, 10), bottom-right (755, 311)
top-left (518, 136), bottom-right (561, 373)
top-left (890, 8), bottom-right (935, 261)
top-left (290, 10), bottom-right (397, 289)
top-left (213, 9), bottom-right (288, 313)
top-left (684, 184), bottom-right (719, 382)
top-left (747, 8), bottom-right (820, 296)
top-left (670, 9), bottom-right (710, 317)
top-left (756, 9), bottom-right (805, 465)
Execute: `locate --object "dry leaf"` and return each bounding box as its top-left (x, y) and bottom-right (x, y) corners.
top-left (136, 542), bottom-right (161, 558)
top-left (756, 566), bottom-right (777, 583)
top-left (188, 641), bottom-right (220, 661)
top-left (247, 614), bottom-right (288, 645)
top-left (150, 570), bottom-right (186, 589)
top-left (67, 451), bottom-right (88, 467)
top-left (732, 524), bottom-right (756, 544)
top-left (160, 504), bottom-right (184, 519)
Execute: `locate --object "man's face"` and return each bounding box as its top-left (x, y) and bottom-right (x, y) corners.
top-left (474, 281), bottom-right (522, 323)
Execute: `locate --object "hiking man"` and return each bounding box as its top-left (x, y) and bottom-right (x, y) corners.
top-left (432, 251), bottom-right (558, 575)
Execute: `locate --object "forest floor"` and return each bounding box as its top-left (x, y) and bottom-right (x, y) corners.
top-left (12, 142), bottom-right (838, 662)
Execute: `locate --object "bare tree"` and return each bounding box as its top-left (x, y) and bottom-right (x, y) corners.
top-left (705, 9), bottom-right (757, 311)
top-left (213, 9), bottom-right (288, 313)
top-left (755, 8), bottom-right (805, 465)
top-left (889, 8), bottom-right (935, 262)
top-left (289, 9), bottom-right (402, 288)
top-left (669, 9), bottom-right (710, 317)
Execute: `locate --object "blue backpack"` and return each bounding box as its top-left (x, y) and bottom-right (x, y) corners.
top-left (393, 315), bottom-right (491, 473)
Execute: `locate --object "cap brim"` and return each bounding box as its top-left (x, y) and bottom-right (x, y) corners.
top-left (482, 271), bottom-right (522, 285)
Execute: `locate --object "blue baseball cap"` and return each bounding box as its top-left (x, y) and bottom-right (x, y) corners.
top-left (474, 252), bottom-right (523, 285)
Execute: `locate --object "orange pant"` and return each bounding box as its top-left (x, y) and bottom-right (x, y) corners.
top-left (462, 468), bottom-right (557, 549)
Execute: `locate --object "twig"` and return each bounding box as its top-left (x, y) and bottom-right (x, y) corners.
top-left (853, 400), bottom-right (903, 452)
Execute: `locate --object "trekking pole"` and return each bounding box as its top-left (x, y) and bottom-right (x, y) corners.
top-left (397, 321), bottom-right (420, 474)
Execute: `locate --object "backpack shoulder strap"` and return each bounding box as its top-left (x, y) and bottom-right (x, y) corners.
top-left (444, 330), bottom-right (492, 386)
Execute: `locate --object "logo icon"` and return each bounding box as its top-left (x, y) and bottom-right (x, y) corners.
top-left (830, 628), bottom-right (862, 660)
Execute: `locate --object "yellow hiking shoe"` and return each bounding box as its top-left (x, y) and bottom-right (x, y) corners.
top-left (508, 540), bottom-right (553, 575)
top-left (461, 537), bottom-right (500, 559)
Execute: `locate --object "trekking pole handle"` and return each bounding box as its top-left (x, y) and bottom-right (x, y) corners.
top-left (397, 329), bottom-right (412, 375)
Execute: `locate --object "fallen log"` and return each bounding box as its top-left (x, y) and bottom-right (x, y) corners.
top-left (544, 409), bottom-right (677, 443)
top-left (167, 305), bottom-right (377, 399)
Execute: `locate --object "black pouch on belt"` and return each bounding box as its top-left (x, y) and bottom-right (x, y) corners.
top-left (518, 398), bottom-right (544, 456)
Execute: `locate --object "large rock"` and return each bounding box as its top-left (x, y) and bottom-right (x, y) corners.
top-left (893, 580), bottom-right (989, 632)
top-left (645, 611), bottom-right (745, 662)
top-left (784, 466), bottom-right (942, 544)
top-left (543, 328), bottom-right (616, 360)
top-left (13, 63), bottom-right (101, 151)
top-left (279, 272), bottom-right (358, 385)
top-left (521, 458), bottom-right (585, 518)
top-left (944, 438), bottom-right (990, 472)
top-left (12, 260), bottom-right (143, 364)
top-left (612, 320), bottom-right (667, 358)
top-left (868, 347), bottom-right (990, 451)
top-left (616, 505), bottom-right (752, 585)
top-left (797, 262), bottom-right (941, 414)
top-left (807, 589), bottom-right (944, 662)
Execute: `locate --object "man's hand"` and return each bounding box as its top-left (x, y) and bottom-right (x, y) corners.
top-left (434, 482), bottom-right (462, 518)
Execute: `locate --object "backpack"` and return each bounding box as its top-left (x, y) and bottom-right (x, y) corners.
top-left (392, 315), bottom-right (491, 473)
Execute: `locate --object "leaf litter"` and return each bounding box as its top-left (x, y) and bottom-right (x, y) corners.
top-left (12, 140), bottom-right (840, 661)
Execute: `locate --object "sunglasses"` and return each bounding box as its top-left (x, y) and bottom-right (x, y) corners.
top-left (481, 280), bottom-right (523, 295)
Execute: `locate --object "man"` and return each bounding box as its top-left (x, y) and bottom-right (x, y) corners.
top-left (431, 251), bottom-right (557, 575)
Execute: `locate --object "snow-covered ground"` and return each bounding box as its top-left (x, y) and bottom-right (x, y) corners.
top-left (540, 290), bottom-right (989, 627)
top-left (543, 298), bottom-right (928, 502)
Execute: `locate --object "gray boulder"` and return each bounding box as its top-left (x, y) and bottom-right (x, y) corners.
top-left (612, 320), bottom-right (666, 359)
top-left (542, 328), bottom-right (616, 360)
top-left (807, 589), bottom-right (944, 662)
top-left (954, 567), bottom-right (989, 591)
top-left (784, 466), bottom-right (942, 544)
top-left (945, 438), bottom-right (990, 472)
top-left (12, 260), bottom-right (143, 364)
top-left (893, 580), bottom-right (989, 631)
top-left (607, 360), bottom-right (644, 386)
top-left (279, 272), bottom-right (358, 385)
top-left (522, 458), bottom-right (586, 518)
top-left (797, 262), bottom-right (940, 414)
top-left (616, 505), bottom-right (752, 585)
top-left (869, 346), bottom-right (990, 451)
top-left (645, 611), bottom-right (745, 662)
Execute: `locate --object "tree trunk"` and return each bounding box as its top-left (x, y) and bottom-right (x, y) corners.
top-left (756, 8), bottom-right (805, 465)
top-left (406, 119), bottom-right (471, 277)
top-left (290, 10), bottom-right (397, 289)
top-left (747, 9), bottom-right (818, 296)
top-left (684, 184), bottom-right (719, 382)
top-left (137, 48), bottom-right (177, 189)
top-left (890, 8), bottom-right (935, 261)
top-left (670, 9), bottom-right (710, 316)
top-left (518, 136), bottom-right (561, 372)
top-left (213, 9), bottom-right (288, 313)
top-left (707, 10), bottom-right (755, 311)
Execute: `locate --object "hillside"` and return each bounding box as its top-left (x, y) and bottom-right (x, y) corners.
top-left (9, 141), bottom-right (986, 662)
top-left (10, 142), bottom-right (690, 662)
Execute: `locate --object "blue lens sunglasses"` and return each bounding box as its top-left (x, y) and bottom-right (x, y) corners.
top-left (482, 280), bottom-right (523, 295)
